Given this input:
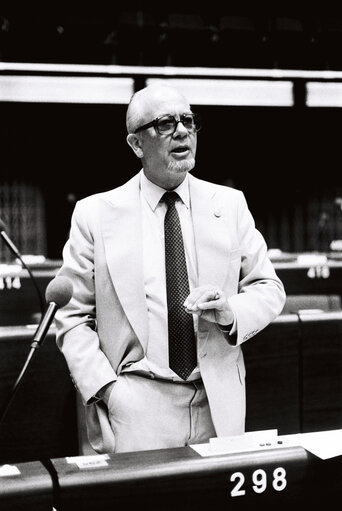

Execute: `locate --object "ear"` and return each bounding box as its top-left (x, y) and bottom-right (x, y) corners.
top-left (127, 133), bottom-right (144, 159)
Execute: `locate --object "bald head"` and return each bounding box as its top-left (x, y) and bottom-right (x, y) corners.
top-left (125, 82), bottom-right (197, 189)
top-left (126, 83), bottom-right (190, 134)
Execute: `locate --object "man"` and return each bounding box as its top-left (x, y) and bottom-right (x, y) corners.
top-left (55, 82), bottom-right (286, 454)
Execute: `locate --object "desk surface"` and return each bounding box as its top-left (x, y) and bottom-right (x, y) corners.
top-left (0, 438), bottom-right (340, 511)
top-left (0, 460), bottom-right (53, 511)
top-left (50, 439), bottom-right (341, 511)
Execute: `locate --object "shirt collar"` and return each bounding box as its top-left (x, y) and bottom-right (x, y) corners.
top-left (140, 169), bottom-right (190, 212)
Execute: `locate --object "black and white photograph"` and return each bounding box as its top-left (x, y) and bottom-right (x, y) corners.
top-left (0, 2), bottom-right (342, 510)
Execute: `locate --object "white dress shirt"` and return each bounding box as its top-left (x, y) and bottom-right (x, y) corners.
top-left (122, 169), bottom-right (201, 381)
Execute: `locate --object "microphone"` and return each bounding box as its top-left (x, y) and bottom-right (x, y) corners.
top-left (0, 217), bottom-right (45, 316)
top-left (0, 276), bottom-right (73, 426)
top-left (31, 276), bottom-right (73, 350)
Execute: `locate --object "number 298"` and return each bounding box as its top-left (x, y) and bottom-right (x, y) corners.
top-left (230, 467), bottom-right (287, 497)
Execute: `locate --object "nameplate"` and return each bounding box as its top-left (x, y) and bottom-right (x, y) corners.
top-left (65, 454), bottom-right (110, 469)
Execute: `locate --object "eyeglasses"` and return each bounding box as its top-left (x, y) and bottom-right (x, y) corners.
top-left (134, 113), bottom-right (201, 135)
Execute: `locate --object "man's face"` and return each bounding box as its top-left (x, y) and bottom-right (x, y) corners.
top-left (134, 89), bottom-right (197, 190)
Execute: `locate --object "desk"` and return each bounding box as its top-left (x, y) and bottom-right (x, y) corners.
top-left (243, 313), bottom-right (301, 434)
top-left (299, 311), bottom-right (342, 432)
top-left (244, 311), bottom-right (342, 435)
top-left (0, 326), bottom-right (78, 463)
top-left (2, 439), bottom-right (341, 511)
top-left (0, 262), bottom-right (60, 326)
top-left (50, 441), bottom-right (342, 511)
top-left (0, 460), bottom-right (53, 511)
top-left (273, 256), bottom-right (342, 295)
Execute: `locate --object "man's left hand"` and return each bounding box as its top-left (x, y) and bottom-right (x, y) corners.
top-left (184, 285), bottom-right (234, 326)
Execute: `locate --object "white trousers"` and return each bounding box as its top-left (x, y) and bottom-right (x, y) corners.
top-left (107, 373), bottom-right (216, 453)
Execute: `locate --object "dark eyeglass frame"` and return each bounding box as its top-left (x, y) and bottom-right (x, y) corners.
top-left (134, 113), bottom-right (201, 135)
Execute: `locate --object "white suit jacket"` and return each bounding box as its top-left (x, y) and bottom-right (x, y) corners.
top-left (55, 171), bottom-right (286, 453)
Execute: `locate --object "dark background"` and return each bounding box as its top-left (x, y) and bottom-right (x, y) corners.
top-left (1, 2), bottom-right (342, 258)
top-left (1, 102), bottom-right (341, 258)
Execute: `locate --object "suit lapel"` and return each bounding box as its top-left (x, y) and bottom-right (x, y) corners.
top-left (100, 172), bottom-right (230, 350)
top-left (100, 173), bottom-right (149, 350)
top-left (189, 175), bottom-right (230, 288)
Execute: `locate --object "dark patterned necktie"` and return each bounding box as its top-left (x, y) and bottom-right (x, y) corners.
top-left (162, 191), bottom-right (197, 380)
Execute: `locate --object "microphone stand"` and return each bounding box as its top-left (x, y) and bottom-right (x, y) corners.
top-left (0, 302), bottom-right (57, 427)
top-left (0, 344), bottom-right (37, 427)
top-left (0, 275), bottom-right (72, 430)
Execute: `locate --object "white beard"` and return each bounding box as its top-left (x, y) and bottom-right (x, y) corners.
top-left (167, 158), bottom-right (195, 173)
